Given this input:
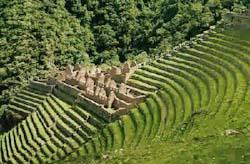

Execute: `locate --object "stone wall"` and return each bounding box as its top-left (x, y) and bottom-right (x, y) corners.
top-left (53, 88), bottom-right (76, 105)
top-left (76, 94), bottom-right (115, 122)
top-left (53, 61), bottom-right (146, 111)
top-left (35, 61), bottom-right (147, 120)
top-left (30, 81), bottom-right (54, 93)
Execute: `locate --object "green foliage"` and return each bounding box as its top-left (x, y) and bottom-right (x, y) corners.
top-left (64, 0), bottom-right (246, 62)
top-left (0, 14), bottom-right (250, 163)
top-left (243, 0), bottom-right (250, 7)
top-left (60, 24), bottom-right (250, 164)
top-left (0, 0), bottom-right (247, 105)
top-left (0, 0), bottom-right (92, 104)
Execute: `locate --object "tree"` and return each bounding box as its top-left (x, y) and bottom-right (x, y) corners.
top-left (0, 0), bottom-right (93, 104)
top-left (0, 0), bottom-right (247, 105)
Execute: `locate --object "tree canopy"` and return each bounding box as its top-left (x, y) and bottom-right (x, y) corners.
top-left (0, 0), bottom-right (248, 105)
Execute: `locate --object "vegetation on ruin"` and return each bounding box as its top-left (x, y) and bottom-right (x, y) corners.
top-left (57, 27), bottom-right (250, 164)
top-left (0, 0), bottom-right (250, 164)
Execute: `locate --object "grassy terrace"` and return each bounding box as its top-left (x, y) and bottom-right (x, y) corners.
top-left (62, 27), bottom-right (250, 163)
top-left (0, 25), bottom-right (250, 163)
top-left (0, 83), bottom-right (108, 163)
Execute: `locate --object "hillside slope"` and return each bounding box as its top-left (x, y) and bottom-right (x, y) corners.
top-left (0, 13), bottom-right (250, 164)
top-left (63, 19), bottom-right (250, 163)
top-left (1, 0), bottom-right (247, 106)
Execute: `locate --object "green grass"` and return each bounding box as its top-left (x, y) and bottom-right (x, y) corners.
top-left (63, 95), bottom-right (250, 164)
top-left (1, 24), bottom-right (250, 163)
top-left (60, 26), bottom-right (250, 163)
top-left (87, 134), bottom-right (250, 164)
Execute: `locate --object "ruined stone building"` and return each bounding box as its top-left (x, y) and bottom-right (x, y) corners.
top-left (43, 61), bottom-right (146, 120)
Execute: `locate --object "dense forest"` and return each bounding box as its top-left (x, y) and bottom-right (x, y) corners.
top-left (0, 0), bottom-right (248, 106)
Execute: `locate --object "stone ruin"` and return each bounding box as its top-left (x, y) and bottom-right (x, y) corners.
top-left (46, 61), bottom-right (146, 117)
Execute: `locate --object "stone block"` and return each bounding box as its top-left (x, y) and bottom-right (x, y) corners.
top-left (30, 81), bottom-right (54, 93)
top-left (76, 94), bottom-right (114, 122)
top-left (110, 67), bottom-right (121, 76)
top-left (65, 78), bottom-right (79, 86)
top-left (121, 62), bottom-right (130, 74)
top-left (53, 88), bottom-right (75, 104)
top-left (107, 91), bottom-right (116, 108)
top-left (56, 82), bottom-right (80, 99)
top-left (131, 61), bottom-right (137, 67)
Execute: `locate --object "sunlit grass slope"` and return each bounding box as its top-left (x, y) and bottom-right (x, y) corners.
top-left (0, 24), bottom-right (249, 163)
top-left (62, 27), bottom-right (250, 163)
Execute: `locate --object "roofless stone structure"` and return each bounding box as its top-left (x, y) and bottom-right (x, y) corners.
top-left (1, 11), bottom-right (250, 163)
top-left (30, 61), bottom-right (146, 121)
